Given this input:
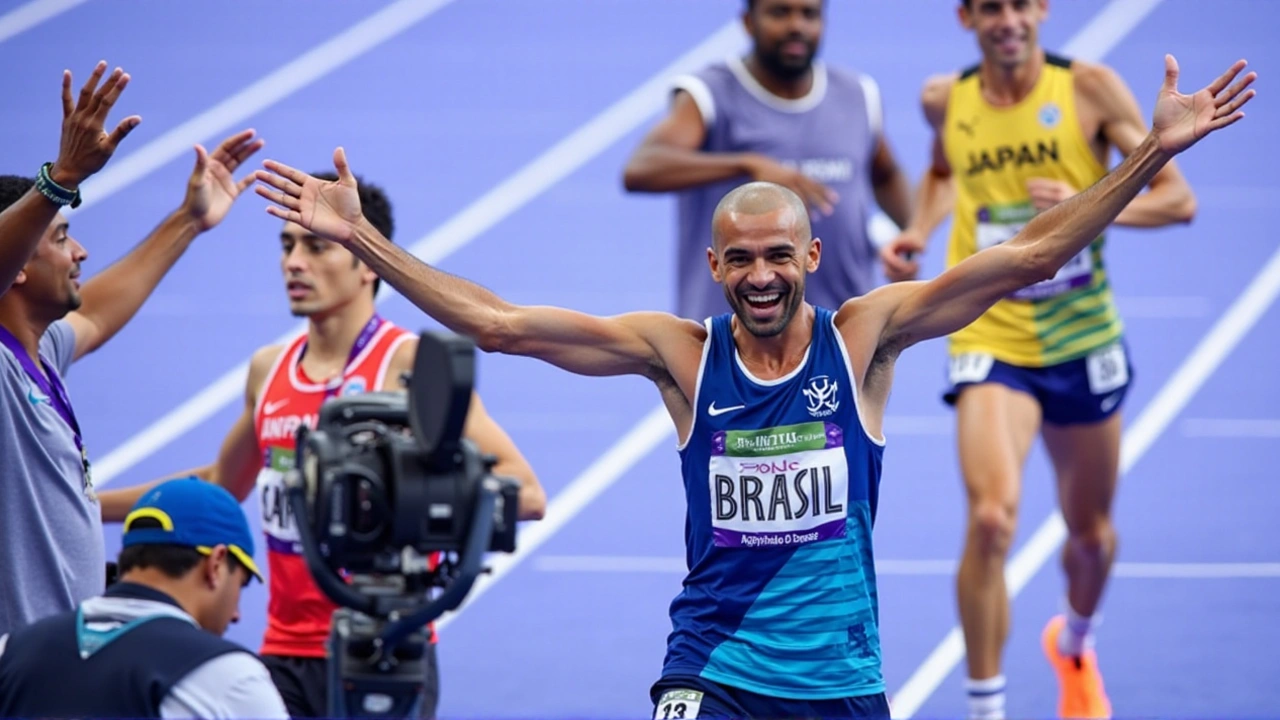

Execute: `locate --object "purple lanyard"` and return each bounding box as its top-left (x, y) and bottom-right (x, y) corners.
top-left (0, 324), bottom-right (83, 452)
top-left (299, 314), bottom-right (385, 401)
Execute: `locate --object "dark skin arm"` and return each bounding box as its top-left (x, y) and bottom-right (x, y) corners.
top-left (622, 90), bottom-right (838, 216)
top-left (1, 62), bottom-right (140, 295)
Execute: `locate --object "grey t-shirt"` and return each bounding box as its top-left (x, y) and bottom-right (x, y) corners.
top-left (671, 59), bottom-right (884, 321)
top-left (0, 320), bottom-right (104, 636)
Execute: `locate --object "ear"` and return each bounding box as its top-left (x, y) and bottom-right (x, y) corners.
top-left (12, 269), bottom-right (26, 286)
top-left (359, 260), bottom-right (378, 286)
top-left (741, 7), bottom-right (756, 39)
top-left (707, 246), bottom-right (724, 283)
top-left (203, 546), bottom-right (230, 589)
top-left (957, 1), bottom-right (974, 30)
top-left (806, 237), bottom-right (822, 273)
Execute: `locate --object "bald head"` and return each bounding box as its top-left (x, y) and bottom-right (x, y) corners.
top-left (711, 181), bottom-right (811, 251)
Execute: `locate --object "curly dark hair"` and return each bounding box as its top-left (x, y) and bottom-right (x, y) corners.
top-left (312, 171), bottom-right (395, 298)
top-left (0, 175), bottom-right (37, 215)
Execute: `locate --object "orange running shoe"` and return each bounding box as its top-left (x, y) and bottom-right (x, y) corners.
top-left (1041, 615), bottom-right (1112, 719)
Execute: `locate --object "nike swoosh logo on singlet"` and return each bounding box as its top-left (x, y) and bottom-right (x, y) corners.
top-left (708, 402), bottom-right (746, 417)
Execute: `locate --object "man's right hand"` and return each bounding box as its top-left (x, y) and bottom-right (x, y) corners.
top-left (744, 154), bottom-right (838, 218)
top-left (880, 229), bottom-right (926, 282)
top-left (48, 61), bottom-right (142, 189)
top-left (255, 147), bottom-right (366, 245)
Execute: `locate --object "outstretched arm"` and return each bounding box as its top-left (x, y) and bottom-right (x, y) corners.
top-left (1, 62), bottom-right (140, 295)
top-left (875, 56), bottom-right (1255, 351)
top-left (253, 151), bottom-right (702, 382)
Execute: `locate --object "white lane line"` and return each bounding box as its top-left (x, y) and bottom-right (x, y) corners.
top-left (0, 0), bottom-right (90, 45)
top-left (68, 0), bottom-right (460, 215)
top-left (436, 406), bottom-right (675, 630)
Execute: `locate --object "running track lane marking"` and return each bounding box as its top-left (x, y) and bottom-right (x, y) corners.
top-left (66, 0), bottom-right (460, 215)
top-left (0, 0), bottom-right (90, 45)
top-left (89, 19), bottom-right (749, 487)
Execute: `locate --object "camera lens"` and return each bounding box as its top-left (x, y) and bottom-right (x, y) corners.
top-left (351, 475), bottom-right (389, 543)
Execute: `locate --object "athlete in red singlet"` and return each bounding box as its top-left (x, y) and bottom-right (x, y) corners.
top-left (211, 174), bottom-right (545, 718)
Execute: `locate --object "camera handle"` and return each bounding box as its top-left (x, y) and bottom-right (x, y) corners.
top-left (284, 469), bottom-right (500, 718)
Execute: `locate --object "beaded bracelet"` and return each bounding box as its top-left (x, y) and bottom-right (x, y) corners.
top-left (36, 162), bottom-right (82, 209)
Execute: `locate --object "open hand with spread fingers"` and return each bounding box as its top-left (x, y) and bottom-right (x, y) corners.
top-left (183, 129), bottom-right (266, 232)
top-left (254, 147), bottom-right (365, 244)
top-left (50, 60), bottom-right (143, 188)
top-left (1153, 55), bottom-right (1257, 156)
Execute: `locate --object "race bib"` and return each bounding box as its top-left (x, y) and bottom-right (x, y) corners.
top-left (708, 422), bottom-right (849, 549)
top-left (258, 447), bottom-right (302, 554)
top-left (949, 352), bottom-right (995, 385)
top-left (654, 690), bottom-right (704, 720)
top-left (976, 201), bottom-right (1094, 301)
top-left (1085, 342), bottom-right (1129, 395)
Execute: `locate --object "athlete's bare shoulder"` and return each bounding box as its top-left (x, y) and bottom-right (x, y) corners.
top-left (245, 343), bottom-right (287, 405)
top-left (626, 310), bottom-right (708, 377)
top-left (836, 284), bottom-right (920, 354)
top-left (921, 71), bottom-right (960, 129)
top-left (249, 343), bottom-right (286, 375)
top-left (382, 333), bottom-right (418, 392)
top-left (1068, 59), bottom-right (1133, 111)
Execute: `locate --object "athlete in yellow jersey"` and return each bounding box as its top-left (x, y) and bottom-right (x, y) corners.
top-left (882, 1), bottom-right (1198, 719)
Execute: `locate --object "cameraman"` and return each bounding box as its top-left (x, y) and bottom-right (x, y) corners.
top-left (0, 478), bottom-right (289, 719)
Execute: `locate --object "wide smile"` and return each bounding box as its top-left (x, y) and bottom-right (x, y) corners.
top-left (741, 290), bottom-right (786, 321)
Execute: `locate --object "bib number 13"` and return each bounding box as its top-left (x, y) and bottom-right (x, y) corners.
top-left (655, 690), bottom-right (704, 720)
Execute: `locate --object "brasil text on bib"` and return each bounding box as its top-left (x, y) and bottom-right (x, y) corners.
top-left (708, 421), bottom-right (849, 548)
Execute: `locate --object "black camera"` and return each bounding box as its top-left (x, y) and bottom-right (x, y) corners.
top-left (281, 330), bottom-right (522, 718)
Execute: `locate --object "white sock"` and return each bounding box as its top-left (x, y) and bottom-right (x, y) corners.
top-left (965, 675), bottom-right (1006, 720)
top-left (1057, 600), bottom-right (1100, 657)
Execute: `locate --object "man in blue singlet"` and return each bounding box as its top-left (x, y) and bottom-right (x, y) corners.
top-left (250, 55), bottom-right (1254, 718)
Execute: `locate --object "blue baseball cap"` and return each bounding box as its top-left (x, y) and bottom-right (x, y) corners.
top-left (122, 477), bottom-right (263, 583)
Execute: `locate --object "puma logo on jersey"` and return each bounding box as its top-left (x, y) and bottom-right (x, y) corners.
top-left (967, 139), bottom-right (1059, 176)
